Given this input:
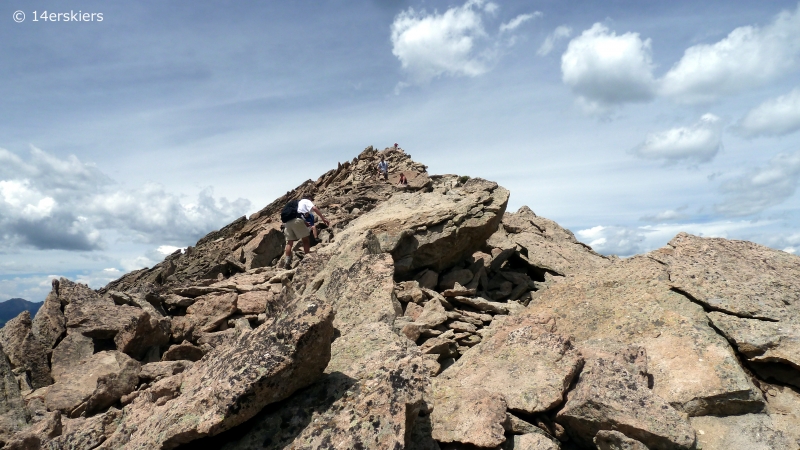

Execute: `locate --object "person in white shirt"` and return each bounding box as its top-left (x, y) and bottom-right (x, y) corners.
top-left (377, 157), bottom-right (388, 181)
top-left (281, 194), bottom-right (330, 269)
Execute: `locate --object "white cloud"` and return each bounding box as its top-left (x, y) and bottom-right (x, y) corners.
top-left (577, 219), bottom-right (781, 257)
top-left (538, 25), bottom-right (571, 56)
top-left (639, 207), bottom-right (688, 222)
top-left (499, 12), bottom-right (540, 33)
top-left (561, 23), bottom-right (656, 111)
top-left (156, 245), bottom-right (184, 256)
top-left (0, 146), bottom-right (251, 251)
top-left (716, 151), bottom-right (800, 216)
top-left (391, 0), bottom-right (491, 84)
top-left (660, 5), bottom-right (800, 104)
top-left (631, 114), bottom-right (723, 164)
top-left (736, 88), bottom-right (800, 137)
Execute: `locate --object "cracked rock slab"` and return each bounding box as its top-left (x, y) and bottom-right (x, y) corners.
top-left (436, 315), bottom-right (582, 414)
top-left (708, 312), bottom-right (800, 370)
top-left (690, 414), bottom-right (795, 450)
top-left (431, 385), bottom-right (507, 448)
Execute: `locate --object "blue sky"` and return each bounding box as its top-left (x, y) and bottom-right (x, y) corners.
top-left (2, 0), bottom-right (800, 301)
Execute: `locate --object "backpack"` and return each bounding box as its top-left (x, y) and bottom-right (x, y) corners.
top-left (281, 200), bottom-right (300, 223)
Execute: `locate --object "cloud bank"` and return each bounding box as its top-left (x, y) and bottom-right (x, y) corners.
top-left (0, 147), bottom-right (251, 252)
top-left (631, 114), bottom-right (723, 164)
top-left (716, 150), bottom-right (800, 217)
top-left (737, 88), bottom-right (800, 138)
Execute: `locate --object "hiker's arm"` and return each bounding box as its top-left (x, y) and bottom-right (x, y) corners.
top-left (312, 206), bottom-right (330, 225)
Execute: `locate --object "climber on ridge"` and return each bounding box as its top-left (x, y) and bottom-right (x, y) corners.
top-left (280, 193), bottom-right (330, 269)
top-left (377, 155), bottom-right (389, 181)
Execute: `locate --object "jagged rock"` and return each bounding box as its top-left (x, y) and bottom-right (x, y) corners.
top-left (183, 291), bottom-right (238, 335)
top-left (242, 226), bottom-right (285, 270)
top-left (431, 386), bottom-right (507, 448)
top-left (4, 410), bottom-right (61, 450)
top-left (556, 346), bottom-right (696, 449)
top-left (51, 333), bottom-right (94, 382)
top-left (0, 347), bottom-right (28, 443)
top-left (45, 351), bottom-right (140, 417)
top-left (414, 269), bottom-right (439, 290)
top-left (690, 414), bottom-right (795, 450)
top-left (502, 433), bottom-right (561, 450)
top-left (139, 360), bottom-right (194, 382)
top-left (397, 281), bottom-right (426, 303)
top-left (492, 206), bottom-right (611, 276)
top-left (405, 302), bottom-right (424, 320)
top-left (161, 341), bottom-right (205, 362)
top-left (594, 430), bottom-right (649, 450)
top-left (49, 407), bottom-right (121, 449)
top-left (113, 309), bottom-right (171, 359)
top-left (439, 269), bottom-right (473, 290)
top-left (765, 384), bottom-right (800, 446)
top-left (651, 233), bottom-right (799, 321)
top-left (441, 282), bottom-right (476, 297)
top-left (162, 294), bottom-right (195, 308)
top-left (449, 295), bottom-right (509, 314)
top-left (30, 285), bottom-right (66, 351)
top-left (99, 300), bottom-right (334, 449)
top-left (0, 311), bottom-right (52, 389)
top-left (437, 315), bottom-right (582, 414)
top-left (524, 256), bottom-right (764, 416)
top-left (235, 290), bottom-right (272, 315)
top-left (415, 297), bottom-right (448, 328)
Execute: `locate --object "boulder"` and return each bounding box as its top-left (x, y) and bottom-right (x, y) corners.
top-left (556, 346), bottom-right (696, 449)
top-left (414, 269), bottom-right (439, 290)
top-left (492, 206), bottom-right (611, 276)
top-left (30, 286), bottom-right (66, 351)
top-left (0, 347), bottom-right (28, 443)
top-left (436, 315), bottom-right (582, 414)
top-left (594, 430), bottom-right (649, 450)
top-left (184, 291), bottom-right (238, 334)
top-left (236, 290), bottom-right (272, 315)
top-left (449, 295), bottom-right (509, 314)
top-left (438, 269), bottom-right (473, 290)
top-left (113, 309), bottom-right (171, 359)
top-left (502, 433), bottom-right (561, 450)
top-left (242, 227), bottom-right (285, 270)
top-left (431, 386), bottom-right (507, 448)
top-left (690, 414), bottom-right (795, 450)
top-left (415, 298), bottom-right (448, 328)
top-left (524, 256), bottom-right (763, 416)
top-left (162, 341), bottom-right (205, 362)
top-left (45, 351), bottom-right (140, 417)
top-left (139, 360), bottom-right (194, 382)
top-left (47, 407), bottom-right (121, 449)
top-left (51, 333), bottom-right (94, 382)
top-left (0, 311), bottom-right (52, 389)
top-left (99, 299), bottom-right (334, 449)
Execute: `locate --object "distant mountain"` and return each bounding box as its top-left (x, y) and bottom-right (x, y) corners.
top-left (0, 298), bottom-right (42, 327)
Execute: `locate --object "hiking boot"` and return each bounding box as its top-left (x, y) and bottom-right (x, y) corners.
top-left (283, 256), bottom-right (293, 270)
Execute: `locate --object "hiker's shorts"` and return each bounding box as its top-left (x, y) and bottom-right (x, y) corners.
top-left (283, 218), bottom-right (310, 241)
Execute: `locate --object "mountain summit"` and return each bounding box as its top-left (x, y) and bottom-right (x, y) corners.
top-left (0, 147), bottom-right (798, 449)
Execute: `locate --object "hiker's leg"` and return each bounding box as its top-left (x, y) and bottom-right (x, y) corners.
top-left (302, 236), bottom-right (311, 254)
top-left (312, 225), bottom-right (318, 239)
top-left (284, 240), bottom-right (294, 257)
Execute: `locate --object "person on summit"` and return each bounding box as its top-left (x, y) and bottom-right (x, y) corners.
top-left (377, 156), bottom-right (389, 181)
top-left (397, 173), bottom-right (408, 186)
top-left (280, 193), bottom-right (330, 269)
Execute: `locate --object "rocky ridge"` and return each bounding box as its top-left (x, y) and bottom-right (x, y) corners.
top-left (0, 146), bottom-right (798, 449)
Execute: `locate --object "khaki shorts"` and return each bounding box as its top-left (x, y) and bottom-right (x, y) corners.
top-left (283, 217), bottom-right (310, 241)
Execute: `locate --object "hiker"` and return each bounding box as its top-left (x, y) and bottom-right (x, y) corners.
top-left (397, 173), bottom-right (408, 186)
top-left (280, 193), bottom-right (330, 269)
top-left (377, 156), bottom-right (388, 181)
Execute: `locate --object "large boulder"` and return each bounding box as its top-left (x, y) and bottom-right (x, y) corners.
top-left (329, 177), bottom-right (509, 276)
top-left (45, 351), bottom-right (140, 417)
top-left (434, 314), bottom-right (582, 415)
top-left (98, 299), bottom-right (334, 449)
top-left (524, 256), bottom-right (763, 416)
top-left (431, 386), bottom-right (507, 448)
top-left (0, 347), bottom-right (28, 442)
top-left (0, 311), bottom-right (52, 389)
top-left (30, 284), bottom-right (66, 351)
top-left (556, 346), bottom-right (696, 449)
top-left (242, 226), bottom-right (285, 270)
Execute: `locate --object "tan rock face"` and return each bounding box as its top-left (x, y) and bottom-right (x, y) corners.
top-left (99, 299), bottom-right (334, 449)
top-left (556, 346), bottom-right (696, 449)
top-left (0, 347), bottom-right (28, 442)
top-left (437, 315), bottom-right (582, 414)
top-left (525, 256), bottom-right (763, 416)
top-left (51, 333), bottom-right (94, 382)
top-left (183, 291), bottom-right (238, 335)
top-left (45, 351), bottom-right (140, 417)
top-left (431, 386), bottom-right (507, 448)
top-left (0, 311), bottom-right (52, 389)
top-left (690, 414), bottom-right (795, 450)
top-left (30, 285), bottom-right (66, 351)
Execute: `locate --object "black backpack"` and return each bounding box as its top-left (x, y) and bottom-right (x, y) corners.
top-left (281, 200), bottom-right (300, 223)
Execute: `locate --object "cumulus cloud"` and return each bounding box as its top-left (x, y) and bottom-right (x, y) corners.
top-left (736, 88), bottom-right (800, 138)
top-left (538, 25), bottom-right (571, 56)
top-left (561, 23), bottom-right (656, 112)
top-left (660, 5), bottom-right (800, 104)
top-left (631, 114), bottom-right (723, 164)
top-left (391, 0), bottom-right (491, 84)
top-left (716, 151), bottom-right (800, 216)
top-left (639, 207), bottom-right (688, 222)
top-left (0, 146), bottom-right (251, 252)
top-left (390, 0), bottom-right (537, 86)
top-left (576, 219), bottom-right (782, 257)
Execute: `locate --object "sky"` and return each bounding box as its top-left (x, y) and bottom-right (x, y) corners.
top-left (2, 0), bottom-right (800, 302)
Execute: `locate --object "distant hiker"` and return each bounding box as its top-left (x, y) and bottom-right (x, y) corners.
top-left (394, 143), bottom-right (398, 149)
top-left (397, 173), bottom-right (408, 186)
top-left (377, 156), bottom-right (388, 181)
top-left (280, 194), bottom-right (330, 269)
